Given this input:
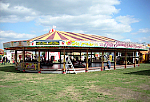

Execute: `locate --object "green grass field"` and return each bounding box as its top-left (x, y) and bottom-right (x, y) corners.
top-left (0, 63), bottom-right (150, 102)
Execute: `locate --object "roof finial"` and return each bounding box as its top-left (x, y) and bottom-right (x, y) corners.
top-left (49, 25), bottom-right (56, 33)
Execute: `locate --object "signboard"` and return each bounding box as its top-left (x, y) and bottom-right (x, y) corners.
top-left (66, 40), bottom-right (100, 47)
top-left (65, 40), bottom-right (146, 49)
top-left (3, 43), bottom-right (11, 48)
top-left (36, 41), bottom-right (60, 45)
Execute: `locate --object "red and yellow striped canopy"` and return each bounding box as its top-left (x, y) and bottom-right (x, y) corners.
top-left (30, 31), bottom-right (117, 42)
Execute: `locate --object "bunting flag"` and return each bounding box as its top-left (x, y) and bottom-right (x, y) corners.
top-left (29, 31), bottom-right (117, 42)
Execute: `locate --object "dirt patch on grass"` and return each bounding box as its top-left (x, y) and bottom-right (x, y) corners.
top-left (56, 86), bottom-right (83, 101)
top-left (87, 85), bottom-right (150, 101)
top-left (112, 87), bottom-right (150, 101)
top-left (87, 81), bottom-right (98, 83)
top-left (88, 85), bottom-right (112, 96)
top-left (28, 81), bottom-right (38, 83)
top-left (137, 84), bottom-right (150, 90)
top-left (0, 85), bottom-right (9, 87)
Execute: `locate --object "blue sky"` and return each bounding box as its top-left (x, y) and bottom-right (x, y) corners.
top-left (0, 0), bottom-right (150, 49)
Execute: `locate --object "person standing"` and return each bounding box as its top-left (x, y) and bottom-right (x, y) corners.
top-left (107, 58), bottom-right (111, 71)
top-left (6, 57), bottom-right (8, 63)
top-left (2, 56), bottom-right (5, 65)
top-left (104, 58), bottom-right (111, 70)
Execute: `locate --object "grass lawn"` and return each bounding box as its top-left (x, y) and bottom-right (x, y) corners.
top-left (0, 63), bottom-right (150, 102)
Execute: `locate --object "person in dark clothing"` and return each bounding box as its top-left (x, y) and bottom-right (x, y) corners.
top-left (2, 56), bottom-right (5, 65)
top-left (6, 57), bottom-right (8, 63)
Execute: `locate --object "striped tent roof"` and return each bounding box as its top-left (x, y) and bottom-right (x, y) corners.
top-left (30, 31), bottom-right (117, 42)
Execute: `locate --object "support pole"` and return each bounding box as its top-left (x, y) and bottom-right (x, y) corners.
top-left (91, 50), bottom-right (92, 62)
top-left (125, 51), bottom-right (127, 68)
top-left (48, 50), bottom-right (49, 62)
top-left (60, 50), bottom-right (61, 64)
top-left (38, 50), bottom-right (41, 73)
top-left (138, 51), bottom-right (141, 66)
top-left (15, 50), bottom-right (17, 70)
top-left (134, 51), bottom-right (136, 68)
top-left (35, 50), bottom-right (37, 58)
top-left (85, 49), bottom-right (88, 72)
top-left (101, 51), bottom-right (104, 71)
top-left (114, 51), bottom-right (116, 70)
top-left (63, 49), bottom-right (66, 74)
top-left (80, 50), bottom-right (81, 62)
top-left (23, 48), bottom-right (25, 72)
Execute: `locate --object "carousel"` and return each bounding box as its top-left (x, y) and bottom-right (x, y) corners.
top-left (3, 29), bottom-right (147, 74)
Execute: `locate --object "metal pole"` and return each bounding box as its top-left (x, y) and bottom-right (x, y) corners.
top-left (60, 50), bottom-right (61, 64)
top-left (15, 50), bottom-right (17, 70)
top-left (80, 50), bottom-right (81, 62)
top-left (134, 51), bottom-right (136, 68)
top-left (15, 50), bottom-right (17, 63)
top-left (114, 51), bottom-right (116, 70)
top-left (138, 51), bottom-right (141, 66)
top-left (125, 51), bottom-right (127, 68)
top-left (38, 50), bottom-right (41, 73)
top-left (23, 47), bottom-right (25, 72)
top-left (101, 51), bottom-right (104, 71)
top-left (63, 48), bottom-right (66, 74)
top-left (48, 50), bottom-right (49, 62)
top-left (91, 50), bottom-right (92, 62)
top-left (85, 49), bottom-right (88, 72)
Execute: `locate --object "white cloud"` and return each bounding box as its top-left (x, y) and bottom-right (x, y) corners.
top-left (0, 0), bottom-right (141, 43)
top-left (104, 33), bottom-right (124, 40)
top-left (138, 36), bottom-right (150, 43)
top-left (0, 30), bottom-right (36, 49)
top-left (43, 28), bottom-right (50, 32)
top-left (116, 15), bottom-right (139, 25)
top-left (132, 28), bottom-right (150, 34)
top-left (89, 4), bottom-right (120, 15)
top-left (0, 1), bottom-right (38, 22)
top-left (0, 30), bottom-right (36, 39)
top-left (124, 39), bottom-right (131, 42)
top-left (138, 28), bottom-right (150, 33)
top-left (71, 30), bottom-right (86, 34)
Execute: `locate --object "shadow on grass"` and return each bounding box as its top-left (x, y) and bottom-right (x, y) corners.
top-left (124, 69), bottom-right (150, 76)
top-left (0, 65), bottom-right (23, 73)
top-left (0, 65), bottom-right (38, 73)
